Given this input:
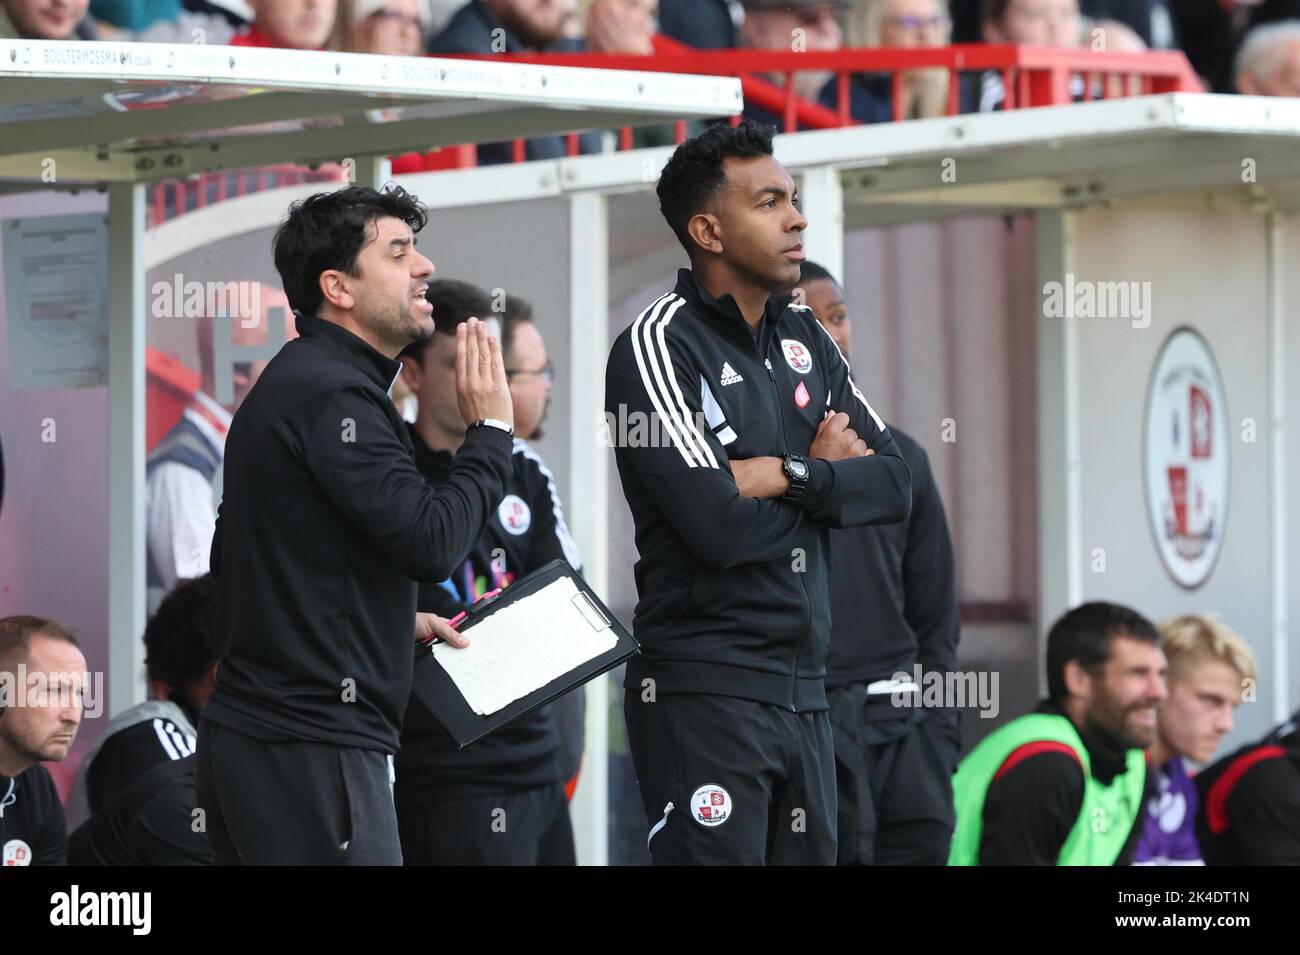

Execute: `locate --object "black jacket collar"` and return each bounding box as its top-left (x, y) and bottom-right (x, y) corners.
top-left (295, 311), bottom-right (401, 394)
top-left (674, 267), bottom-right (793, 340)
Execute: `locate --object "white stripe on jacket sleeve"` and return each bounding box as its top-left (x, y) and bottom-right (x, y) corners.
top-left (630, 294), bottom-right (702, 467)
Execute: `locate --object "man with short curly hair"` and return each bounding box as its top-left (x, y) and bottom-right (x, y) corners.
top-left (607, 120), bottom-right (911, 864)
top-left (197, 185), bottom-right (516, 865)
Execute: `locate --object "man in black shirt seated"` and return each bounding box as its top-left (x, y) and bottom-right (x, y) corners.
top-left (66, 574), bottom-right (221, 828)
top-left (0, 614), bottom-right (89, 866)
top-left (949, 602), bottom-right (1165, 865)
top-left (68, 756), bottom-right (211, 865)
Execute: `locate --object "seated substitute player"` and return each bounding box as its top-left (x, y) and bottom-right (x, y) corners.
top-left (66, 574), bottom-right (222, 828)
top-left (1133, 613), bottom-right (1256, 865)
top-left (1195, 703), bottom-right (1300, 865)
top-left (68, 755), bottom-right (211, 866)
top-left (949, 602), bottom-right (1165, 866)
top-left (0, 615), bottom-right (88, 866)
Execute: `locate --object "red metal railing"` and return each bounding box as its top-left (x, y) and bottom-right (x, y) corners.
top-left (149, 41), bottom-right (1202, 222)
top-left (508, 36), bottom-right (1203, 137)
top-left (146, 162), bottom-right (348, 227)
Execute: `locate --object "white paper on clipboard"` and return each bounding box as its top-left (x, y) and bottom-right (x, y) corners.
top-left (429, 575), bottom-right (617, 716)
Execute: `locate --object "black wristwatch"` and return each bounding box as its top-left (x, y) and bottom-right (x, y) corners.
top-left (781, 452), bottom-right (810, 503)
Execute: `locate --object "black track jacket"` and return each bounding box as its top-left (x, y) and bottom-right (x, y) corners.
top-left (606, 268), bottom-right (911, 712)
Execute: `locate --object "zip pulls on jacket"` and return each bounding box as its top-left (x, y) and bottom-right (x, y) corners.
top-left (753, 323), bottom-right (814, 713)
top-left (720, 295), bottom-right (820, 713)
top-left (760, 352), bottom-right (814, 712)
top-left (668, 280), bottom-right (823, 698)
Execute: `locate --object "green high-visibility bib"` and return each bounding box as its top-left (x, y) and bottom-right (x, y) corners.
top-left (948, 712), bottom-right (1146, 866)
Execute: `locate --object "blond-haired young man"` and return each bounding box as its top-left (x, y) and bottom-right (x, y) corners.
top-left (1133, 615), bottom-right (1256, 865)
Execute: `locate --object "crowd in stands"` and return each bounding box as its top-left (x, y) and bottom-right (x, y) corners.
top-left (5, 0), bottom-right (1300, 172)
top-left (5, 1), bottom-right (1300, 124)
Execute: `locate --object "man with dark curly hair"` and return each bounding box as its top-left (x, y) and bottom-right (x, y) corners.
top-left (197, 185), bottom-right (516, 865)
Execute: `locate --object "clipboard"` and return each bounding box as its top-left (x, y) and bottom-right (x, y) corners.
top-left (410, 559), bottom-right (638, 749)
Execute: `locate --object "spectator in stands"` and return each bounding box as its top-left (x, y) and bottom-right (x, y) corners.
top-left (1154, 0), bottom-right (1249, 94)
top-left (335, 0), bottom-right (429, 54)
top-left (0, 0), bottom-right (95, 39)
top-left (426, 0), bottom-right (461, 34)
top-left (1078, 1), bottom-right (1248, 93)
top-left (739, 0), bottom-right (850, 102)
top-left (972, 0), bottom-right (1083, 111)
top-left (1172, 1), bottom-right (1249, 93)
top-left (982, 0), bottom-right (1081, 47)
top-left (953, 0), bottom-right (1170, 45)
top-left (135, 7), bottom-right (237, 43)
top-left (956, 0), bottom-right (1239, 90)
top-left (656, 0), bottom-right (739, 48)
top-left (66, 574), bottom-right (223, 828)
top-left (727, 0), bottom-right (855, 131)
top-left (146, 286), bottom-right (294, 616)
top-left (949, 602), bottom-right (1165, 865)
top-left (1088, 17), bottom-right (1147, 98)
top-left (583, 1), bottom-right (699, 147)
top-left (1235, 20), bottom-right (1300, 95)
top-left (826, 0), bottom-right (954, 123)
top-left (431, 0), bottom-right (572, 53)
top-left (0, 615), bottom-right (86, 866)
top-left (1195, 702), bottom-right (1300, 865)
top-left (429, 0), bottom-right (600, 162)
top-left (1087, 16), bottom-right (1146, 50)
top-left (1244, 0), bottom-right (1300, 49)
top-left (90, 0), bottom-right (179, 36)
top-left (185, 0), bottom-right (251, 31)
top-left (1081, 1), bottom-right (1174, 47)
top-left (231, 0), bottom-right (337, 48)
top-left (585, 0), bottom-right (656, 55)
top-left (1133, 614), bottom-right (1255, 865)
top-left (1110, 1), bottom-right (1174, 47)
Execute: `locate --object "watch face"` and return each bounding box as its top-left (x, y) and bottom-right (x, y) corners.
top-left (790, 459), bottom-right (809, 479)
